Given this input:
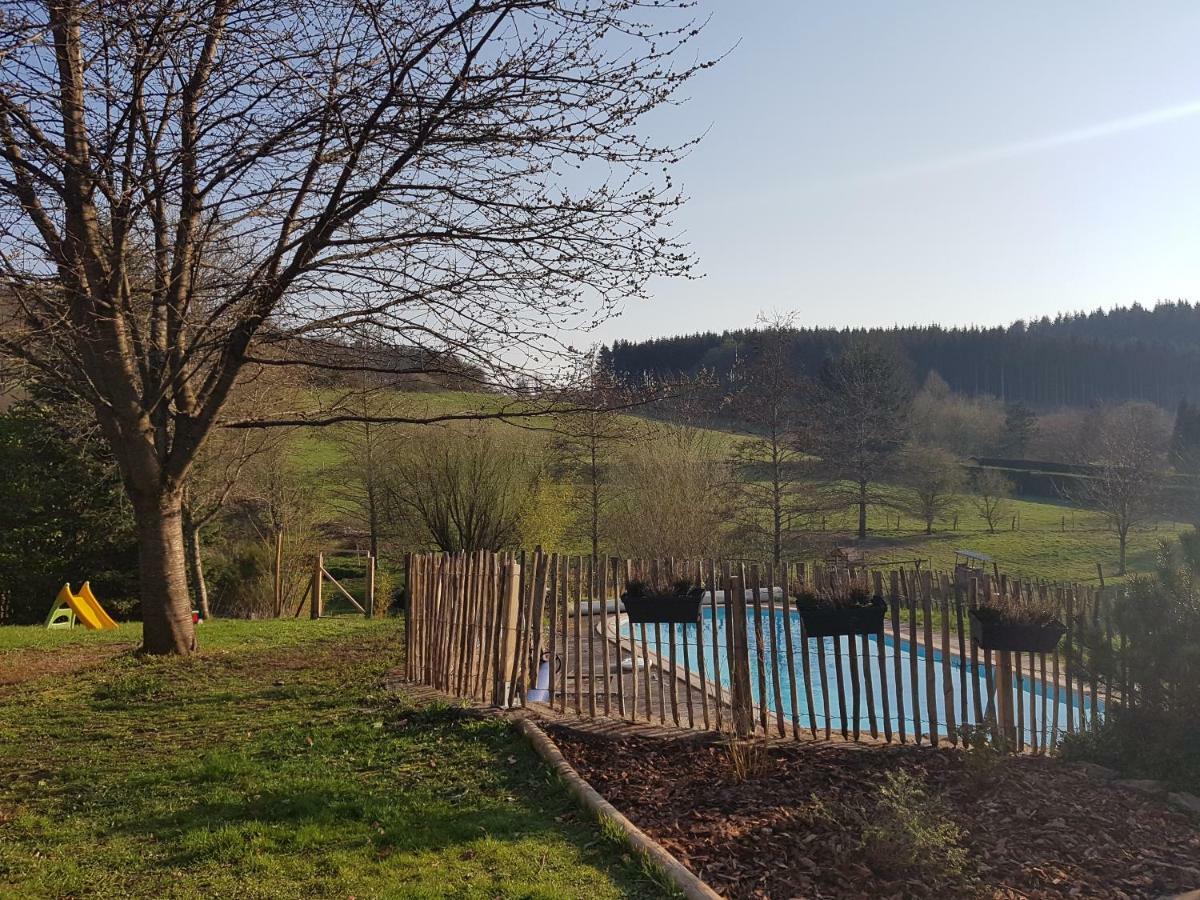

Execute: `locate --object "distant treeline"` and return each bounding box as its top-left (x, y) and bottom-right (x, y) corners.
top-left (601, 301), bottom-right (1200, 409)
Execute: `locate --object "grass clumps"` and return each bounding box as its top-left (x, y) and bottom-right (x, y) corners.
top-left (971, 589), bottom-right (1061, 627)
top-left (720, 737), bottom-right (774, 783)
top-left (791, 570), bottom-right (883, 611)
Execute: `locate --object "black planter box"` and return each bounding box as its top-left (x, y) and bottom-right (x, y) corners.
top-left (621, 591), bottom-right (703, 624)
top-left (969, 611), bottom-right (1065, 653)
top-left (797, 602), bottom-right (886, 638)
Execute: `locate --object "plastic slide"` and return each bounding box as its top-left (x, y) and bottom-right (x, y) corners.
top-left (53, 582), bottom-right (119, 630)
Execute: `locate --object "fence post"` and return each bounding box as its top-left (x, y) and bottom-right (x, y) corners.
top-left (727, 571), bottom-right (755, 738)
top-left (403, 553), bottom-right (413, 677)
top-left (273, 530), bottom-right (284, 616)
top-left (366, 554), bottom-right (376, 619)
top-left (996, 651), bottom-right (1015, 751)
top-left (311, 552), bottom-right (323, 620)
top-left (494, 559), bottom-right (522, 707)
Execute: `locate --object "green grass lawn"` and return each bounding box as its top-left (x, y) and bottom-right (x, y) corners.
top-left (0, 619), bottom-right (666, 899)
top-left (839, 491), bottom-right (1187, 584)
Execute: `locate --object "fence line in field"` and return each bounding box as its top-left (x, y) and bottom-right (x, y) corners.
top-left (403, 550), bottom-right (1122, 751)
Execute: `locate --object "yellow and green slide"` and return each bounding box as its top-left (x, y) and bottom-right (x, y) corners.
top-left (45, 582), bottom-right (119, 630)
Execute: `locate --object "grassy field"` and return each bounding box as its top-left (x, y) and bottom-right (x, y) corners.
top-left (0, 619), bottom-right (666, 899)
top-left (818, 490), bottom-right (1187, 585)
top-left (278, 387), bottom-right (1186, 584)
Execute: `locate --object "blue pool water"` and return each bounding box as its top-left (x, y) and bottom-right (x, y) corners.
top-left (620, 603), bottom-right (1099, 738)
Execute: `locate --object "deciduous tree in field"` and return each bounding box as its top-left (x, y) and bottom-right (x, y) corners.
top-left (900, 444), bottom-right (964, 535)
top-left (728, 316), bottom-right (815, 563)
top-left (608, 425), bottom-right (729, 560)
top-left (552, 362), bottom-right (654, 565)
top-left (1073, 402), bottom-right (1169, 575)
top-left (806, 341), bottom-right (912, 540)
top-left (971, 468), bottom-right (1012, 535)
top-left (0, 1), bottom-right (705, 652)
top-left (384, 425), bottom-right (543, 553)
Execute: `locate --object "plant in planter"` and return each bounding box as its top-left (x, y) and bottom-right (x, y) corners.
top-left (621, 576), bottom-right (705, 624)
top-left (969, 593), bottom-right (1065, 653)
top-left (793, 582), bottom-right (887, 638)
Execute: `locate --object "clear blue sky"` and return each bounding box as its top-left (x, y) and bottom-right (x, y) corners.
top-left (596, 2), bottom-right (1200, 344)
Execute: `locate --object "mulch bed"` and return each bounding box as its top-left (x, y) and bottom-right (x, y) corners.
top-left (547, 724), bottom-right (1200, 899)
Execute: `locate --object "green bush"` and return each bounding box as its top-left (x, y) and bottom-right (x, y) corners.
top-left (0, 400), bottom-right (137, 624)
top-left (207, 542), bottom-right (276, 618)
top-left (1060, 709), bottom-right (1200, 793)
top-left (1062, 531), bottom-right (1200, 792)
top-left (809, 770), bottom-right (971, 885)
top-left (860, 771), bottom-right (970, 880)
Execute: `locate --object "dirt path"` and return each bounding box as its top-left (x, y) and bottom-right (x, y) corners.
top-left (0, 643), bottom-right (134, 694)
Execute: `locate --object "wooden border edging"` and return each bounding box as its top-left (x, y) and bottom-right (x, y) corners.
top-left (512, 717), bottom-right (724, 900)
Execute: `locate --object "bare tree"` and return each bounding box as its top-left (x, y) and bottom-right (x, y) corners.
top-left (900, 444), bottom-right (964, 534)
top-left (971, 469), bottom-right (1012, 535)
top-left (325, 382), bottom-right (399, 560)
top-left (553, 361), bottom-right (653, 563)
top-left (1072, 402), bottom-right (1169, 574)
top-left (727, 315), bottom-right (814, 563)
top-left (181, 431), bottom-right (257, 620)
top-left (0, 1), bottom-right (705, 652)
top-left (806, 341), bottom-right (912, 540)
top-left (222, 440), bottom-right (321, 617)
top-left (385, 425), bottom-right (540, 552)
top-left (607, 424), bottom-right (728, 559)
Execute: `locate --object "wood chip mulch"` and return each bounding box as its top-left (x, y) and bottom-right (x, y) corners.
top-left (546, 724), bottom-right (1200, 899)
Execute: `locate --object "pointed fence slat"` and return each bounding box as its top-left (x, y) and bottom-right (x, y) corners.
top-left (889, 571), bottom-right (906, 744)
top-left (751, 565), bottom-right (769, 735)
top-left (872, 571), bottom-right (891, 743)
top-left (781, 567), bottom-right (802, 740)
top-left (903, 570), bottom-right (922, 744)
top-left (921, 572), bottom-right (940, 748)
top-left (938, 575), bottom-right (957, 746)
top-left (709, 558), bottom-right (724, 733)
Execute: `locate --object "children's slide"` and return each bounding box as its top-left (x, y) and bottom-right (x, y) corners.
top-left (51, 582), bottom-right (119, 630)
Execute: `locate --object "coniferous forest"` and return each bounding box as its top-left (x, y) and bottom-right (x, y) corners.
top-left (602, 301), bottom-right (1200, 409)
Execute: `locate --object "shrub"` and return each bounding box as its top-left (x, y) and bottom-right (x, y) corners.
top-left (972, 590), bottom-right (1060, 627)
top-left (720, 738), bottom-right (773, 783)
top-left (0, 400), bottom-right (138, 624)
top-left (623, 576), bottom-right (697, 599)
top-left (1060, 708), bottom-right (1200, 793)
top-left (1061, 532), bottom-right (1200, 792)
top-left (860, 771), bottom-right (970, 880)
top-left (791, 571), bottom-right (880, 610)
top-left (812, 770), bottom-right (971, 884)
top-left (207, 542), bottom-right (277, 618)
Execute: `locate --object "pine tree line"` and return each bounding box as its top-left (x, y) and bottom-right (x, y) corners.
top-left (602, 302), bottom-right (1200, 410)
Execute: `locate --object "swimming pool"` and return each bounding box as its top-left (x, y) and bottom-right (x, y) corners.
top-left (620, 603), bottom-right (1099, 739)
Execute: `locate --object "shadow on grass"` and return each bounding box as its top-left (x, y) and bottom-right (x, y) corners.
top-left (101, 703), bottom-right (651, 886)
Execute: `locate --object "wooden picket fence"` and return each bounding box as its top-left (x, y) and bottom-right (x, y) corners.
top-left (403, 550), bottom-right (1121, 752)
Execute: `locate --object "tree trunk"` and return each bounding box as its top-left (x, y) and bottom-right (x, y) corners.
top-left (367, 483), bottom-right (379, 560)
top-left (857, 481), bottom-right (868, 540)
top-left (182, 507), bottom-right (212, 621)
top-left (133, 491), bottom-right (197, 654)
top-left (1118, 527), bottom-right (1128, 575)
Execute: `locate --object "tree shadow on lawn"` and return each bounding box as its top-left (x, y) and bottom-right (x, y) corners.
top-left (101, 704), bottom-right (644, 883)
